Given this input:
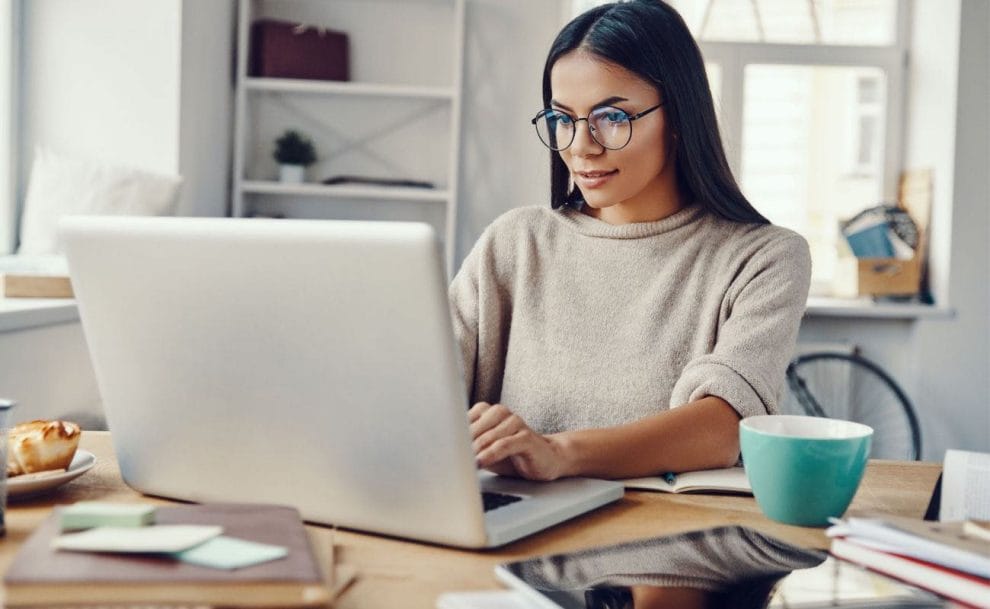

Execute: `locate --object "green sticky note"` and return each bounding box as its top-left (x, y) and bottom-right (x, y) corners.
top-left (173, 536), bottom-right (288, 570)
top-left (53, 525), bottom-right (223, 553)
top-left (59, 503), bottom-right (156, 531)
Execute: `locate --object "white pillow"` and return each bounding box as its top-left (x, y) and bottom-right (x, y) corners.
top-left (17, 148), bottom-right (183, 255)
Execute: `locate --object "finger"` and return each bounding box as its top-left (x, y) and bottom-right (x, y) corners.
top-left (480, 459), bottom-right (519, 477)
top-left (473, 413), bottom-right (525, 454)
top-left (476, 429), bottom-right (529, 468)
top-left (467, 402), bottom-right (491, 423)
top-left (469, 403), bottom-right (511, 440)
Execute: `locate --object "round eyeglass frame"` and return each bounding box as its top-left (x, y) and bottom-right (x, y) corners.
top-left (530, 102), bottom-right (665, 151)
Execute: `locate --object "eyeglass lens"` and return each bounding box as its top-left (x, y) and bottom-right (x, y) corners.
top-left (534, 107), bottom-right (633, 151)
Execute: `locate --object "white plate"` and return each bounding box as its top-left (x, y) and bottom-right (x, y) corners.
top-left (7, 449), bottom-right (97, 498)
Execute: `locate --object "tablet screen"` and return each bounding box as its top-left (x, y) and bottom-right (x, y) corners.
top-left (496, 525), bottom-right (944, 609)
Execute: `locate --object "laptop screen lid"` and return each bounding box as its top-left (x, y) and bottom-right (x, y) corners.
top-left (61, 216), bottom-right (489, 547)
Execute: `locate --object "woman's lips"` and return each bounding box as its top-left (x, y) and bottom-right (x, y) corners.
top-left (574, 169), bottom-right (618, 189)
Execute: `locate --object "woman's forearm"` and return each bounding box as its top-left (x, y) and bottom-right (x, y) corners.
top-left (551, 396), bottom-right (743, 479)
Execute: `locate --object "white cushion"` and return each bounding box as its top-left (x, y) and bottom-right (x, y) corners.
top-left (17, 148), bottom-right (182, 255)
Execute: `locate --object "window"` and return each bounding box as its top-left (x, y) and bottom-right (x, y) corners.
top-left (738, 64), bottom-right (891, 287)
top-left (572, 0), bottom-right (909, 296)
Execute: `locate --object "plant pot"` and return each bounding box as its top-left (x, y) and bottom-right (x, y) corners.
top-left (278, 164), bottom-right (306, 183)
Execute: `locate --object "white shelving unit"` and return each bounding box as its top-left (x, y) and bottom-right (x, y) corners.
top-left (232, 0), bottom-right (465, 271)
top-left (244, 77), bottom-right (457, 100)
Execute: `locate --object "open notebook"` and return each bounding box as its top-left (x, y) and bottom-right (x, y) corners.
top-left (621, 466), bottom-right (751, 495)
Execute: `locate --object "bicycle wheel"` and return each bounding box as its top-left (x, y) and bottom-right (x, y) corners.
top-left (784, 352), bottom-right (922, 460)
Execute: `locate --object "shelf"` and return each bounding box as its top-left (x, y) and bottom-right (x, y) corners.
top-left (241, 180), bottom-right (451, 203)
top-left (245, 78), bottom-right (456, 100)
top-left (804, 296), bottom-right (955, 320)
top-left (0, 298), bottom-right (78, 333)
top-left (233, 0), bottom-right (465, 272)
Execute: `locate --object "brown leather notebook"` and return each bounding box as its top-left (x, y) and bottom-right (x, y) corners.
top-left (4, 503), bottom-right (330, 607)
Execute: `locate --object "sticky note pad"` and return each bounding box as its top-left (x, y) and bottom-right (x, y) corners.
top-left (59, 503), bottom-right (156, 531)
top-left (53, 525), bottom-right (223, 553)
top-left (174, 536), bottom-right (288, 570)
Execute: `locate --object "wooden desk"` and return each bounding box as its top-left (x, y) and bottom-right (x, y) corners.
top-left (1, 433), bottom-right (941, 609)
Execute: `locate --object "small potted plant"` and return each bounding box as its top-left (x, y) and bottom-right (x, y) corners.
top-left (273, 130), bottom-right (317, 183)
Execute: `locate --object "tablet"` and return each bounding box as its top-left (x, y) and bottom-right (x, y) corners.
top-left (494, 525), bottom-right (945, 609)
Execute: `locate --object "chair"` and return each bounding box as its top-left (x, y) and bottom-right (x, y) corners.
top-left (783, 351), bottom-right (922, 460)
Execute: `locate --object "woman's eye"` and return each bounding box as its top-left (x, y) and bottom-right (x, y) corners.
top-left (554, 113), bottom-right (574, 125)
top-left (602, 111), bottom-right (627, 123)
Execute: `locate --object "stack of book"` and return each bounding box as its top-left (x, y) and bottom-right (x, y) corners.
top-left (3, 503), bottom-right (354, 607)
top-left (826, 515), bottom-right (990, 608)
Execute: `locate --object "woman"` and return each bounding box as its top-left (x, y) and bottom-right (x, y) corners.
top-left (449, 0), bottom-right (811, 481)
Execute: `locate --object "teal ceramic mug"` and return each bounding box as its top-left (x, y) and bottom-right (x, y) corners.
top-left (740, 415), bottom-right (873, 527)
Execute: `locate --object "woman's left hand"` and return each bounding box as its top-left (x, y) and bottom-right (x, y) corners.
top-left (468, 402), bottom-right (569, 481)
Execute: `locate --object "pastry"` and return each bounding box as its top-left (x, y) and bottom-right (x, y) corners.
top-left (6, 420), bottom-right (81, 477)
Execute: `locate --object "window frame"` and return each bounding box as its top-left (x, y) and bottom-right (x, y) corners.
top-left (698, 0), bottom-right (911, 203)
top-left (849, 73), bottom-right (885, 176)
top-left (0, 0), bottom-right (20, 255)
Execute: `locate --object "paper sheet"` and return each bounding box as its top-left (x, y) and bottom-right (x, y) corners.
top-left (940, 449), bottom-right (990, 521)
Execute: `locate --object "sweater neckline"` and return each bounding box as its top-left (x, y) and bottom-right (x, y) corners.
top-left (555, 203), bottom-right (705, 239)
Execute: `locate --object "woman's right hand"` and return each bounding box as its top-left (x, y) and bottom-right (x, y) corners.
top-left (468, 402), bottom-right (570, 481)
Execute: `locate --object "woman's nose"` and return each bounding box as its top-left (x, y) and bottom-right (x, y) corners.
top-left (569, 120), bottom-right (604, 157)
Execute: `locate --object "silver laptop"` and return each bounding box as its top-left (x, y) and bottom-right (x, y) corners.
top-left (61, 216), bottom-right (623, 548)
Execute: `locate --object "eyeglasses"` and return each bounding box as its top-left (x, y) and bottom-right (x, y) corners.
top-left (531, 102), bottom-right (664, 151)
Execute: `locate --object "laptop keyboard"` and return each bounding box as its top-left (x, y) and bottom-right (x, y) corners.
top-left (482, 491), bottom-right (524, 512)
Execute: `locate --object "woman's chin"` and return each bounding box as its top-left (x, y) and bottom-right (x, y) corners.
top-left (581, 197), bottom-right (617, 212)
top-left (582, 192), bottom-right (614, 209)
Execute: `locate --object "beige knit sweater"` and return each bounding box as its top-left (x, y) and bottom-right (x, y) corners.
top-left (449, 204), bottom-right (812, 434)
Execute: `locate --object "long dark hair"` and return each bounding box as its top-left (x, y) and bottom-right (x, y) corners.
top-left (543, 0), bottom-right (768, 224)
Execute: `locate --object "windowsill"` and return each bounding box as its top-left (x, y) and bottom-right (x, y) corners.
top-left (805, 296), bottom-right (955, 320)
top-left (0, 295), bottom-right (956, 333)
top-left (0, 298), bottom-right (79, 332)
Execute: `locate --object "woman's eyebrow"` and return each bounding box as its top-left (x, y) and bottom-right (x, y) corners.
top-left (550, 96), bottom-right (630, 111)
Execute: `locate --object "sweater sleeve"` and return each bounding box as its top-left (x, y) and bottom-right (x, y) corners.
top-left (448, 225), bottom-right (512, 406)
top-left (670, 233), bottom-right (812, 418)
top-left (448, 243), bottom-right (481, 403)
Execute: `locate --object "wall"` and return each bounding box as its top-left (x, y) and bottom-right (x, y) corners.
top-left (0, 321), bottom-right (104, 428)
top-left (178, 0), bottom-right (236, 217)
top-left (18, 0), bottom-right (182, 189)
top-left (910, 0), bottom-right (990, 457)
top-left (454, 0), bottom-right (562, 265)
top-left (16, 0), bottom-right (233, 222)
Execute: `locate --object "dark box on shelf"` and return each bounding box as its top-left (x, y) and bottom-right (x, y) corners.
top-left (250, 19), bottom-right (349, 81)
